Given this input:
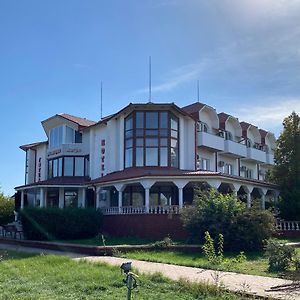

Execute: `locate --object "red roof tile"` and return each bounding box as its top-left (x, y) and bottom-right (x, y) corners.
top-left (58, 113), bottom-right (96, 127)
top-left (20, 141), bottom-right (48, 151)
top-left (15, 176), bottom-right (90, 189)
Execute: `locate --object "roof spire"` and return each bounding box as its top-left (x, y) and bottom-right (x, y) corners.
top-left (197, 80), bottom-right (200, 102)
top-left (148, 56), bottom-right (152, 103)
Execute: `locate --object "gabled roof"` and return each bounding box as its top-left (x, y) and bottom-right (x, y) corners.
top-left (57, 113), bottom-right (96, 127)
top-left (181, 102), bottom-right (206, 114)
top-left (218, 112), bottom-right (231, 130)
top-left (20, 141), bottom-right (48, 151)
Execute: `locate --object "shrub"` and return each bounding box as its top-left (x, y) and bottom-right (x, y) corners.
top-left (202, 231), bottom-right (224, 264)
top-left (0, 192), bottom-right (15, 225)
top-left (181, 189), bottom-right (276, 251)
top-left (19, 207), bottom-right (103, 240)
top-left (265, 239), bottom-right (295, 272)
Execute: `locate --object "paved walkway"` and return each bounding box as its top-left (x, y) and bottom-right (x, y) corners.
top-left (1, 242), bottom-right (299, 300)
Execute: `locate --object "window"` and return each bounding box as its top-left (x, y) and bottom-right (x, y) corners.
top-left (245, 169), bottom-right (252, 179)
top-left (64, 190), bottom-right (78, 208)
top-left (197, 122), bottom-right (208, 133)
top-left (225, 163), bottom-right (233, 175)
top-left (48, 156), bottom-right (89, 178)
top-left (225, 131), bottom-right (233, 141)
top-left (65, 126), bottom-right (74, 144)
top-left (49, 126), bottom-right (63, 148)
top-left (124, 111), bottom-right (179, 168)
top-left (201, 158), bottom-right (210, 171)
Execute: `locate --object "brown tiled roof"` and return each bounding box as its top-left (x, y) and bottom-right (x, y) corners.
top-left (15, 176), bottom-right (90, 190)
top-left (58, 113), bottom-right (96, 128)
top-left (181, 102), bottom-right (206, 120)
top-left (89, 167), bottom-right (220, 185)
top-left (217, 112), bottom-right (231, 130)
top-left (89, 167), bottom-right (278, 188)
top-left (20, 141), bottom-right (48, 151)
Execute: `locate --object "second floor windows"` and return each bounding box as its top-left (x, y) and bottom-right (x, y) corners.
top-left (48, 156), bottom-right (89, 179)
top-left (125, 111), bottom-right (179, 168)
top-left (49, 126), bottom-right (82, 149)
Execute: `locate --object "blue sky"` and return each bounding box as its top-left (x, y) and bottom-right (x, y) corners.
top-left (1, 0), bottom-right (300, 195)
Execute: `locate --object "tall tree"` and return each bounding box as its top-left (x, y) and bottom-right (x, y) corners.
top-left (271, 112), bottom-right (300, 220)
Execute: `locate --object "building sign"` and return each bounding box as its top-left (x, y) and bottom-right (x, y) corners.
top-left (48, 149), bottom-right (62, 158)
top-left (38, 157), bottom-right (41, 181)
top-left (101, 139), bottom-right (105, 177)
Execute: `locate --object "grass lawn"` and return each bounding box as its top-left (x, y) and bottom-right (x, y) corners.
top-left (0, 250), bottom-right (248, 300)
top-left (122, 248), bottom-right (300, 278)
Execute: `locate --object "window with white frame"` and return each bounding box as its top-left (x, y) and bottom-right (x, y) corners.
top-left (245, 169), bottom-right (252, 179)
top-left (225, 163), bottom-right (233, 175)
top-left (201, 158), bottom-right (210, 171)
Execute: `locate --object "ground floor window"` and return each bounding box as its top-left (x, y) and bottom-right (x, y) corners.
top-left (150, 185), bottom-right (178, 206)
top-left (47, 189), bottom-right (59, 208)
top-left (123, 185), bottom-right (144, 207)
top-left (64, 190), bottom-right (78, 208)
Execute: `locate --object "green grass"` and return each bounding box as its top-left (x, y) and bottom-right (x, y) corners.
top-left (276, 236), bottom-right (300, 244)
top-left (122, 248), bottom-right (300, 278)
top-left (0, 250), bottom-right (248, 300)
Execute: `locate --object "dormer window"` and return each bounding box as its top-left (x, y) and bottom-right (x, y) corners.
top-left (49, 125), bottom-right (82, 149)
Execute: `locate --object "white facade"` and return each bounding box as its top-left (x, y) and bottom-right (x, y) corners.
top-left (16, 102), bottom-right (279, 213)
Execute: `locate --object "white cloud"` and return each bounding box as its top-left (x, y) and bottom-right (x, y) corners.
top-left (233, 98), bottom-right (300, 133)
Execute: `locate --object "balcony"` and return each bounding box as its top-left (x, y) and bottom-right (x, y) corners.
top-left (266, 152), bottom-right (274, 165)
top-left (47, 143), bottom-right (87, 159)
top-left (246, 147), bottom-right (267, 163)
top-left (197, 131), bottom-right (224, 151)
top-left (224, 140), bottom-right (247, 157)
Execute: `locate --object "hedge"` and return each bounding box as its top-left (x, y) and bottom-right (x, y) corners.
top-left (19, 207), bottom-right (103, 240)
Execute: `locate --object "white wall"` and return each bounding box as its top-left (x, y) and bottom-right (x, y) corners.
top-left (180, 117), bottom-right (195, 170)
top-left (240, 160), bottom-right (258, 179)
top-left (217, 154), bottom-right (238, 175)
top-left (197, 148), bottom-right (215, 171)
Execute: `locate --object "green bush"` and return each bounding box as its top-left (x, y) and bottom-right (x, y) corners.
top-left (0, 192), bottom-right (15, 225)
top-left (265, 239), bottom-right (295, 272)
top-left (19, 207), bottom-right (103, 240)
top-left (181, 189), bottom-right (276, 251)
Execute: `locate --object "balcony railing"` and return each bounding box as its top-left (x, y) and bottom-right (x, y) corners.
top-left (277, 220), bottom-right (300, 231)
top-left (197, 131), bottom-right (224, 151)
top-left (246, 147), bottom-right (267, 163)
top-left (224, 140), bottom-right (247, 157)
top-left (102, 205), bottom-right (180, 215)
top-left (266, 152), bottom-right (274, 165)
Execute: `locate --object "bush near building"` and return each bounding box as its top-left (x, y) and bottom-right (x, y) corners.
top-left (20, 207), bottom-right (103, 240)
top-left (181, 189), bottom-right (276, 251)
top-left (0, 191), bottom-right (14, 225)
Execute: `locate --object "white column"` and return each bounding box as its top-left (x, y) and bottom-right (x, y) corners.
top-left (40, 188), bottom-right (45, 208)
top-left (174, 180), bottom-right (189, 209)
top-left (141, 180), bottom-right (155, 213)
top-left (118, 191), bottom-right (123, 213)
top-left (82, 188), bottom-right (86, 208)
top-left (21, 191), bottom-right (24, 209)
top-left (145, 188), bottom-right (150, 213)
top-left (178, 188), bottom-right (183, 209)
top-left (247, 193), bottom-right (251, 208)
top-left (96, 188), bottom-right (101, 209)
top-left (261, 193), bottom-right (266, 210)
top-left (114, 184), bottom-right (125, 213)
top-left (59, 188), bottom-right (64, 209)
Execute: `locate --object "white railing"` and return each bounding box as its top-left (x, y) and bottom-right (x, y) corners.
top-left (102, 205), bottom-right (180, 215)
top-left (277, 220), bottom-right (300, 231)
top-left (148, 205), bottom-right (180, 214)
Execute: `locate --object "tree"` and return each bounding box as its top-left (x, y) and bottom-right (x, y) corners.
top-left (270, 111), bottom-right (300, 220)
top-left (0, 190), bottom-right (15, 225)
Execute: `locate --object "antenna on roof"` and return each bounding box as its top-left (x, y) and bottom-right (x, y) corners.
top-left (100, 81), bottom-right (103, 119)
top-left (149, 56), bottom-right (152, 102)
top-left (197, 80), bottom-right (200, 102)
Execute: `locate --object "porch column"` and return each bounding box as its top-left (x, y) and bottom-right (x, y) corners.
top-left (40, 188), bottom-right (45, 208)
top-left (59, 188), bottom-right (64, 209)
top-left (81, 188), bottom-right (86, 208)
top-left (141, 180), bottom-right (156, 213)
top-left (21, 191), bottom-right (24, 209)
top-left (96, 187), bottom-right (101, 209)
top-left (231, 183), bottom-right (241, 198)
top-left (246, 193), bottom-right (251, 208)
top-left (174, 180), bottom-right (189, 209)
top-left (260, 188), bottom-right (268, 210)
top-left (206, 179), bottom-right (221, 190)
top-left (114, 184), bottom-right (125, 213)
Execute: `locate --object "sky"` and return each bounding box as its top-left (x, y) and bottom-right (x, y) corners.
top-left (1, 0), bottom-right (300, 196)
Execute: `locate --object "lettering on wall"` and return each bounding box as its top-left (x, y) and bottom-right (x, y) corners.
top-left (38, 158), bottom-right (41, 181)
top-left (101, 139), bottom-right (105, 177)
